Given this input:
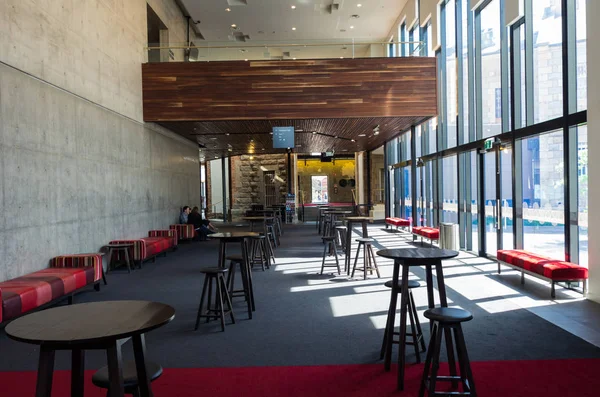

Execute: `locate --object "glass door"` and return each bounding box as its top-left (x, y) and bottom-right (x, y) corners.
top-left (481, 143), bottom-right (513, 256)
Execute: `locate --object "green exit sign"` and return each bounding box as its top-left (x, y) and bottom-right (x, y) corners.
top-left (484, 138), bottom-right (495, 151)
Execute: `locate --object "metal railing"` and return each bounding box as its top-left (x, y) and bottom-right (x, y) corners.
top-left (144, 40), bottom-right (425, 63)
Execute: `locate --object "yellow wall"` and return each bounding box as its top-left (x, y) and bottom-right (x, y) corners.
top-left (297, 158), bottom-right (356, 204)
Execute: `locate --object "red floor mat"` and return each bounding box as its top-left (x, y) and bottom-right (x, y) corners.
top-left (1, 359), bottom-right (598, 396)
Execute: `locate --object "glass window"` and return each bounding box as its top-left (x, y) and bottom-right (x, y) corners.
top-left (415, 126), bottom-right (422, 158)
top-left (388, 36), bottom-right (396, 57)
top-left (576, 0), bottom-right (587, 112)
top-left (460, 0), bottom-right (471, 143)
top-left (513, 23), bottom-right (527, 129)
top-left (479, 0), bottom-right (502, 138)
top-left (442, 155), bottom-right (458, 223)
top-left (403, 166), bottom-right (412, 220)
top-left (532, 0), bottom-right (563, 123)
top-left (311, 176), bottom-right (329, 204)
top-left (520, 130), bottom-right (565, 259)
top-left (577, 124), bottom-right (588, 266)
top-left (445, 0), bottom-right (457, 149)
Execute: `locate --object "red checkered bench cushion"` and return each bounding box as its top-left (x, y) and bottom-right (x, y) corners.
top-left (385, 217), bottom-right (411, 227)
top-left (110, 231), bottom-right (175, 262)
top-left (497, 250), bottom-right (588, 281)
top-left (170, 224), bottom-right (196, 240)
top-left (413, 226), bottom-right (439, 240)
top-left (141, 237), bottom-right (174, 257)
top-left (51, 253), bottom-right (103, 282)
top-left (0, 267), bottom-right (95, 323)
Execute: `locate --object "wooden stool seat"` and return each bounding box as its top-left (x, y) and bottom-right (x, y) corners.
top-left (200, 267), bottom-right (228, 274)
top-left (92, 361), bottom-right (162, 396)
top-left (356, 237), bottom-right (375, 243)
top-left (384, 279), bottom-right (421, 289)
top-left (424, 307), bottom-right (473, 324)
top-left (419, 308), bottom-right (476, 397)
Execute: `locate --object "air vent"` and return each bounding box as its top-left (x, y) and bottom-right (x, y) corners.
top-left (314, 2), bottom-right (341, 15)
top-left (228, 32), bottom-right (250, 42)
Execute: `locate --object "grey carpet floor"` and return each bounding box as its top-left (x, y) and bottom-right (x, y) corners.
top-left (1, 224), bottom-right (599, 371)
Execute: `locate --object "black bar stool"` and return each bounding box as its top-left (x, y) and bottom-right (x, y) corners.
top-left (351, 238), bottom-right (380, 279)
top-left (320, 236), bottom-right (341, 275)
top-left (335, 226), bottom-right (347, 251)
top-left (226, 254), bottom-right (256, 315)
top-left (195, 267), bottom-right (235, 332)
top-left (92, 361), bottom-right (162, 397)
top-left (265, 218), bottom-right (279, 247)
top-left (419, 307), bottom-right (477, 397)
top-left (380, 279), bottom-right (426, 362)
top-left (250, 235), bottom-right (269, 270)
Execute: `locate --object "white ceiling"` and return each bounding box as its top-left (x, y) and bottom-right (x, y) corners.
top-left (181, 0), bottom-right (407, 44)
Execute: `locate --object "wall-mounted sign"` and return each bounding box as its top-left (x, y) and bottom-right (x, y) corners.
top-left (273, 126), bottom-right (295, 148)
top-left (484, 138), bottom-right (495, 151)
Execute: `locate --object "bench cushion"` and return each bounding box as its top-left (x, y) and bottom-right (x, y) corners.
top-left (141, 237), bottom-right (174, 258)
top-left (170, 224), bottom-right (196, 240)
top-left (385, 217), bottom-right (410, 227)
top-left (0, 267), bottom-right (95, 322)
top-left (414, 226), bottom-right (439, 240)
top-left (497, 250), bottom-right (588, 281)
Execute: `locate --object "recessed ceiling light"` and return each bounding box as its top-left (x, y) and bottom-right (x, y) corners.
top-left (350, 26), bottom-right (355, 29)
top-left (351, 139), bottom-right (356, 142)
top-left (228, 148), bottom-right (232, 152)
top-left (291, 5), bottom-right (296, 9)
top-left (262, 148), bottom-right (265, 151)
top-left (374, 131), bottom-right (380, 135)
top-left (226, 133), bottom-right (230, 136)
top-left (292, 27), bottom-right (296, 31)
top-left (215, 156), bottom-right (219, 159)
top-left (312, 131), bottom-right (317, 134)
top-left (357, 4), bottom-right (362, 7)
top-left (231, 24), bottom-right (237, 28)
top-left (340, 57), bottom-right (344, 59)
top-left (293, 57), bottom-right (297, 60)
top-left (358, 134), bottom-right (366, 137)
top-left (244, 58), bottom-right (248, 61)
top-left (210, 137), bottom-right (217, 140)
top-left (226, 8), bottom-right (231, 12)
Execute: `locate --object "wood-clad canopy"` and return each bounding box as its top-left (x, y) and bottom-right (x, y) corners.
top-left (142, 57), bottom-right (438, 158)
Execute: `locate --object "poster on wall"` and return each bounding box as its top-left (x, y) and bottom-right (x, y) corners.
top-left (311, 176), bottom-right (328, 204)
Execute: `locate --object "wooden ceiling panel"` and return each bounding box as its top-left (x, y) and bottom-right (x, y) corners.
top-left (159, 116), bottom-right (430, 160)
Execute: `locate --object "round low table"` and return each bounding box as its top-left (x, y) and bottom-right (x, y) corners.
top-left (209, 232), bottom-right (260, 318)
top-left (342, 217), bottom-right (373, 273)
top-left (106, 243), bottom-right (135, 273)
top-left (376, 248), bottom-right (459, 391)
top-left (5, 300), bottom-right (175, 397)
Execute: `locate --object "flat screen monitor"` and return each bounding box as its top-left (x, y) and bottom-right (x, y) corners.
top-left (273, 126), bottom-right (295, 149)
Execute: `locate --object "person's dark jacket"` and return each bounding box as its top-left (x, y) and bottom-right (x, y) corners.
top-left (187, 212), bottom-right (203, 229)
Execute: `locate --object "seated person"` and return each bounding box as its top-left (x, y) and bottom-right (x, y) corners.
top-left (179, 206), bottom-right (191, 224)
top-left (188, 207), bottom-right (216, 240)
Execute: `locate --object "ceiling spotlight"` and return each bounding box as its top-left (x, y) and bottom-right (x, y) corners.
top-left (291, 5), bottom-right (296, 9)
top-left (351, 139), bottom-right (356, 142)
top-left (292, 27), bottom-right (296, 31)
top-left (312, 131), bottom-right (317, 134)
top-left (249, 156), bottom-right (254, 160)
top-left (357, 3), bottom-right (362, 7)
top-left (374, 131), bottom-right (380, 136)
top-left (293, 57), bottom-right (297, 60)
top-left (262, 148), bottom-right (265, 151)
top-left (226, 8), bottom-right (231, 12)
top-left (228, 148), bottom-right (232, 152)
top-left (244, 58), bottom-right (248, 61)
top-left (226, 133), bottom-right (230, 136)
top-left (231, 24), bottom-right (237, 28)
top-left (210, 137), bottom-right (217, 140)
top-left (214, 156), bottom-right (219, 159)
top-left (350, 26), bottom-right (355, 29)
top-left (340, 56), bottom-right (344, 59)
top-left (358, 134), bottom-right (366, 137)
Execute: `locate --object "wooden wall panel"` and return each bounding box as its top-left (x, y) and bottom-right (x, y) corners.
top-left (142, 57), bottom-right (438, 122)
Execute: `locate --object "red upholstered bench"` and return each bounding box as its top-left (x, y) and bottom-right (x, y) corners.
top-left (109, 230), bottom-right (177, 268)
top-left (170, 224), bottom-right (196, 241)
top-left (412, 226), bottom-right (440, 246)
top-left (385, 217), bottom-right (411, 231)
top-left (0, 253), bottom-right (103, 324)
top-left (497, 250), bottom-right (588, 298)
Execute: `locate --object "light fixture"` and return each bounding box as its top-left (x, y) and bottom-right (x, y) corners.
top-left (292, 27), bottom-right (296, 31)
top-left (357, 3), bottom-right (362, 7)
top-left (226, 133), bottom-right (230, 136)
top-left (340, 56), bottom-right (344, 59)
top-left (291, 5), bottom-right (296, 9)
top-left (231, 24), bottom-right (237, 28)
top-left (262, 148), bottom-right (265, 151)
top-left (228, 148), bottom-right (232, 152)
top-left (249, 156), bottom-right (254, 160)
top-left (214, 156), bottom-right (219, 159)
top-left (244, 58), bottom-right (248, 61)
top-left (293, 57), bottom-right (297, 60)
top-left (350, 26), bottom-right (354, 29)
top-left (210, 137), bottom-right (217, 140)
top-left (312, 131), bottom-right (317, 134)
top-left (226, 8), bottom-right (231, 12)
top-left (351, 139), bottom-right (356, 142)
top-left (374, 131), bottom-right (380, 136)
top-left (358, 134), bottom-right (366, 137)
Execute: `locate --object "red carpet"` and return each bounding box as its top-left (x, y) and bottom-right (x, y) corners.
top-left (1, 359), bottom-right (598, 396)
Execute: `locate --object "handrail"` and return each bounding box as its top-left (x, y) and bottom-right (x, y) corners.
top-left (145, 40), bottom-right (424, 51)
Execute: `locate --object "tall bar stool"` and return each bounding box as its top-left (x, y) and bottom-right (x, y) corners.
top-left (265, 218), bottom-right (279, 247)
top-left (225, 254), bottom-right (255, 317)
top-left (250, 235), bottom-right (269, 270)
top-left (380, 279), bottom-right (426, 363)
top-left (320, 236), bottom-right (341, 275)
top-left (195, 267), bottom-right (235, 332)
top-left (335, 226), bottom-right (347, 251)
top-left (351, 238), bottom-right (380, 279)
top-left (419, 307), bottom-right (477, 397)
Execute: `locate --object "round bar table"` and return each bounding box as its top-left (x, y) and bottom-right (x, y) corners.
top-left (209, 232), bottom-right (260, 318)
top-left (376, 248), bottom-right (459, 391)
top-left (342, 216), bottom-right (372, 273)
top-left (5, 300), bottom-right (175, 397)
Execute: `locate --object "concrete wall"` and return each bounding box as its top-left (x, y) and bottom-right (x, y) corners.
top-left (587, 0), bottom-right (599, 303)
top-left (0, 0), bottom-right (201, 281)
